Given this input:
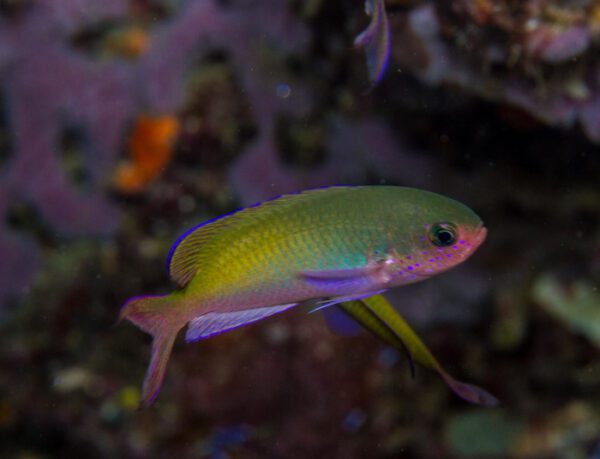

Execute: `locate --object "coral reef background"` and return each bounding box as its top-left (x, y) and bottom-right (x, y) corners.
top-left (0, 0), bottom-right (598, 457)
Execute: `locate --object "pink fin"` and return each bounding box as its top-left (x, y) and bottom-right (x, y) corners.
top-left (142, 332), bottom-right (177, 407)
top-left (441, 372), bottom-right (499, 407)
top-left (185, 303), bottom-right (297, 342)
top-left (354, 0), bottom-right (390, 86)
top-left (119, 294), bottom-right (184, 406)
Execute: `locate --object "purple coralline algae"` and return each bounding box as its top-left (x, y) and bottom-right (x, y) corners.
top-left (230, 116), bottom-right (433, 205)
top-left (0, 0), bottom-right (362, 306)
top-left (0, 0), bottom-right (130, 306)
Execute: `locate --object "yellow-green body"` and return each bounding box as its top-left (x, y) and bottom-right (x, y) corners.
top-left (120, 185), bottom-right (489, 405)
top-left (171, 186), bottom-right (483, 318)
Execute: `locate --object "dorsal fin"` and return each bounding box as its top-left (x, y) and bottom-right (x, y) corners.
top-left (167, 186), bottom-right (355, 287)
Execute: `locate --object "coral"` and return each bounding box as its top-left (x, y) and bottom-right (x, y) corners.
top-left (445, 410), bottom-right (525, 457)
top-left (0, 1), bottom-right (130, 306)
top-left (114, 114), bottom-right (180, 194)
top-left (1, 0), bottom-right (437, 305)
top-left (230, 116), bottom-right (434, 205)
top-left (510, 402), bottom-right (600, 458)
top-left (0, 0), bottom-right (315, 306)
top-left (532, 273), bottom-right (600, 347)
top-left (444, 402), bottom-right (600, 458)
top-left (388, 1), bottom-right (600, 142)
top-left (4, 1), bottom-right (599, 457)
top-left (102, 25), bottom-right (149, 59)
top-left (176, 62), bottom-right (254, 169)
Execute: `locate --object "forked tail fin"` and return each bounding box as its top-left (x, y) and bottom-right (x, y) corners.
top-left (119, 294), bottom-right (184, 406)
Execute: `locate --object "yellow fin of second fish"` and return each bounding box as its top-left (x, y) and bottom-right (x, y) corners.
top-left (339, 294), bottom-right (499, 407)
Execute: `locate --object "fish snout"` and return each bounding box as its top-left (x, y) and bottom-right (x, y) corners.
top-left (474, 225), bottom-right (487, 248)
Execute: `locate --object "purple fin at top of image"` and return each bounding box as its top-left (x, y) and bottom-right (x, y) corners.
top-left (354, 0), bottom-right (390, 87)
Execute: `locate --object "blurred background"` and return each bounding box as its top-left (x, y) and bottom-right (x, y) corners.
top-left (0, 0), bottom-right (599, 457)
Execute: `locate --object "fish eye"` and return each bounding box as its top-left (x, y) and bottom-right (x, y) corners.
top-left (429, 222), bottom-right (457, 247)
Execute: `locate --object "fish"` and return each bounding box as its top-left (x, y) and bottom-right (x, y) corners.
top-left (119, 185), bottom-right (489, 406)
top-left (338, 295), bottom-right (498, 407)
top-left (354, 0), bottom-right (391, 87)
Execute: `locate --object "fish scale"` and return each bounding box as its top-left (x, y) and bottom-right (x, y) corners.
top-left (119, 185), bottom-right (488, 405)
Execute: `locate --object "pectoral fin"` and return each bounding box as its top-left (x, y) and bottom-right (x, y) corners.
top-left (339, 294), bottom-right (499, 407)
top-left (301, 259), bottom-right (393, 295)
top-left (301, 266), bottom-right (375, 288)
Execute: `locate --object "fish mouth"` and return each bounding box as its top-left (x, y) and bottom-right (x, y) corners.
top-left (472, 224), bottom-right (487, 248)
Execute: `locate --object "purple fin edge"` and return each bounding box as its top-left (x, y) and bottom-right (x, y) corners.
top-left (185, 304), bottom-right (297, 343)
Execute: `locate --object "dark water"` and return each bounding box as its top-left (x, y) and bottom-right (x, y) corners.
top-left (0, 1), bottom-right (599, 458)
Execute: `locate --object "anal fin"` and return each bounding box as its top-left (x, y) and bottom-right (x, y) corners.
top-left (185, 303), bottom-right (297, 342)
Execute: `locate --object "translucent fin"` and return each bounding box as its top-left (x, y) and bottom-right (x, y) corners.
top-left (302, 267), bottom-right (370, 290)
top-left (354, 0), bottom-right (390, 86)
top-left (341, 294), bottom-right (499, 407)
top-left (167, 186), bottom-right (357, 287)
top-left (309, 290), bottom-right (386, 313)
top-left (439, 373), bottom-right (499, 407)
top-left (119, 294), bottom-right (184, 407)
top-left (322, 307), bottom-right (364, 337)
top-left (185, 303), bottom-right (297, 342)
top-left (302, 267), bottom-right (373, 280)
top-left (142, 332), bottom-right (177, 407)
top-left (301, 260), bottom-right (393, 295)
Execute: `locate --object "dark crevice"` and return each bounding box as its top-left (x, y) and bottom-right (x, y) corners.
top-left (68, 2), bottom-right (171, 57)
top-left (0, 89), bottom-right (13, 173)
top-left (129, 0), bottom-right (172, 21)
top-left (274, 114), bottom-right (327, 169)
top-left (5, 200), bottom-right (54, 246)
top-left (68, 20), bottom-right (122, 55)
top-left (378, 71), bottom-right (600, 185)
top-left (57, 124), bottom-right (92, 191)
top-left (0, 0), bottom-right (32, 18)
top-left (176, 57), bottom-right (256, 169)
